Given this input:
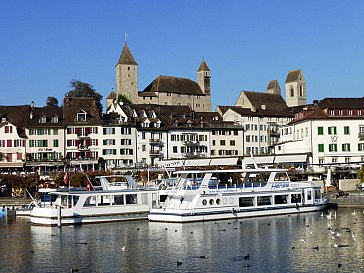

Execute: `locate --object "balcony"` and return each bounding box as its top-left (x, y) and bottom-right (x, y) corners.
top-left (184, 140), bottom-right (200, 147)
top-left (78, 145), bottom-right (90, 151)
top-left (149, 139), bottom-right (163, 146)
top-left (149, 150), bottom-right (161, 157)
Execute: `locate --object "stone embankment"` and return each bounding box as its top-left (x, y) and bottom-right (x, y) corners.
top-left (0, 197), bottom-right (32, 208)
top-left (326, 191), bottom-right (364, 208)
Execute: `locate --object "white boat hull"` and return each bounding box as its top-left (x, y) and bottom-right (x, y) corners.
top-left (31, 204), bottom-right (151, 226)
top-left (149, 202), bottom-right (328, 223)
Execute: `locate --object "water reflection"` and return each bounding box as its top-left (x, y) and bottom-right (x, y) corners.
top-left (1, 209), bottom-right (363, 272)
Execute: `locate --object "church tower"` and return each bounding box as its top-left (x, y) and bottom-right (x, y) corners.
top-left (197, 59), bottom-right (211, 94)
top-left (115, 42), bottom-right (138, 103)
top-left (285, 69), bottom-right (306, 107)
top-left (266, 80), bottom-right (281, 95)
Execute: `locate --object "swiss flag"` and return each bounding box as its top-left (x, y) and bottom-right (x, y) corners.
top-left (86, 178), bottom-right (94, 191)
top-left (63, 172), bottom-right (68, 184)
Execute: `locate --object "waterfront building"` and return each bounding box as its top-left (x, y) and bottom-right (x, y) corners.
top-left (0, 105), bottom-right (28, 171)
top-left (115, 42), bottom-right (212, 112)
top-left (25, 102), bottom-right (64, 177)
top-left (63, 97), bottom-right (102, 170)
top-left (276, 98), bottom-right (364, 171)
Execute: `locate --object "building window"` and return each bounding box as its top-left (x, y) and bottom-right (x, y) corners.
top-left (329, 144), bottom-right (337, 152)
top-left (212, 140), bottom-right (215, 146)
top-left (142, 145), bottom-right (146, 152)
top-left (328, 126), bottom-right (337, 135)
top-left (39, 116), bottom-right (46, 123)
top-left (77, 111), bottom-right (87, 122)
top-left (332, 157), bottom-right (338, 163)
top-left (358, 143), bottom-right (364, 151)
top-left (53, 140), bottom-right (59, 147)
top-left (342, 143), bottom-right (350, 152)
top-left (4, 126), bottom-right (12, 133)
top-left (344, 126), bottom-right (350, 135)
top-left (230, 140), bottom-right (235, 146)
top-left (173, 146), bottom-right (177, 153)
top-left (345, 157), bottom-right (351, 163)
top-left (53, 129), bottom-right (58, 135)
top-left (220, 140), bottom-right (226, 146)
top-left (142, 133), bottom-right (146, 139)
top-left (359, 126), bottom-right (364, 134)
top-left (299, 85), bottom-right (303, 97)
top-left (318, 158), bottom-right (324, 164)
top-left (290, 87), bottom-right (294, 97)
top-left (318, 144), bottom-right (324, 152)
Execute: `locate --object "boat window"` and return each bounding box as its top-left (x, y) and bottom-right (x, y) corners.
top-left (126, 194), bottom-right (137, 204)
top-left (314, 190), bottom-right (320, 199)
top-left (274, 172), bottom-right (289, 181)
top-left (239, 197), bottom-right (254, 207)
top-left (291, 194), bottom-right (301, 203)
top-left (216, 198), bottom-right (221, 205)
top-left (209, 199), bottom-right (214, 205)
top-left (84, 196), bottom-right (97, 207)
top-left (257, 196), bottom-right (272, 206)
top-left (307, 191), bottom-right (312, 201)
top-left (114, 195), bottom-right (124, 205)
top-left (202, 199), bottom-right (207, 206)
top-left (274, 195), bottom-right (288, 204)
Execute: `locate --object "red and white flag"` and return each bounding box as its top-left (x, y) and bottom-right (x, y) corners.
top-left (63, 172), bottom-right (68, 185)
top-left (86, 177), bottom-right (94, 191)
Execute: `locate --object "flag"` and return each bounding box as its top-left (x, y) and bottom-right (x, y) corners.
top-left (86, 177), bottom-right (94, 191)
top-left (63, 172), bottom-right (68, 185)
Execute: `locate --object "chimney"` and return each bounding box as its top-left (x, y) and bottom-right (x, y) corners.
top-left (251, 106), bottom-right (256, 112)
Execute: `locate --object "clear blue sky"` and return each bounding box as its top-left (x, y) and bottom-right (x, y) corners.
top-left (1, 0), bottom-right (364, 110)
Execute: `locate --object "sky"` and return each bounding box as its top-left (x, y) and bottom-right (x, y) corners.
top-left (1, 1), bottom-right (364, 110)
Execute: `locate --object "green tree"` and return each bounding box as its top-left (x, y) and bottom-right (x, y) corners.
top-left (117, 94), bottom-right (132, 104)
top-left (357, 165), bottom-right (364, 182)
top-left (65, 79), bottom-right (103, 113)
top-left (46, 96), bottom-right (59, 107)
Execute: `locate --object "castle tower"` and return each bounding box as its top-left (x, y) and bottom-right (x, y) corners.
top-left (115, 42), bottom-right (138, 103)
top-left (266, 80), bottom-right (281, 95)
top-left (285, 69), bottom-right (306, 107)
top-left (197, 59), bottom-right (211, 94)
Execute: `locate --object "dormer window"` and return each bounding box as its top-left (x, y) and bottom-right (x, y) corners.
top-left (51, 116), bottom-right (59, 123)
top-left (77, 110), bottom-right (87, 122)
top-left (1, 117), bottom-right (6, 122)
top-left (140, 110), bottom-right (147, 118)
top-left (39, 116), bottom-right (46, 123)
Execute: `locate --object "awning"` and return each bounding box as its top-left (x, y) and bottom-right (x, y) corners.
top-left (274, 154), bottom-right (308, 163)
top-left (156, 157), bottom-right (240, 168)
top-left (0, 162), bottom-right (24, 168)
top-left (243, 156), bottom-right (275, 165)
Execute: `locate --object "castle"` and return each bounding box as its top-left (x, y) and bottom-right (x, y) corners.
top-left (110, 42), bottom-right (212, 112)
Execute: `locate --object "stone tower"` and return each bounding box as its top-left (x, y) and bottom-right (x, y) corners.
top-left (285, 69), bottom-right (306, 107)
top-left (197, 59), bottom-right (211, 94)
top-left (115, 42), bottom-right (138, 103)
top-left (266, 80), bottom-right (281, 95)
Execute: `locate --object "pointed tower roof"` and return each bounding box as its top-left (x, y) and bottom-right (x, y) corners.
top-left (116, 43), bottom-right (137, 66)
top-left (285, 69), bottom-right (302, 83)
top-left (266, 80), bottom-right (280, 91)
top-left (197, 59), bottom-right (210, 71)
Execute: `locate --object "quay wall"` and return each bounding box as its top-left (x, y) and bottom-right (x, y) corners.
top-left (339, 178), bottom-right (360, 191)
top-left (327, 192), bottom-right (364, 208)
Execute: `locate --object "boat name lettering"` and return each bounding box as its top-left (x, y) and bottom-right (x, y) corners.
top-left (272, 183), bottom-right (289, 189)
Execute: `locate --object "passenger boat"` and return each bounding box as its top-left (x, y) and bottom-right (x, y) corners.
top-left (30, 175), bottom-right (159, 226)
top-left (148, 168), bottom-right (328, 223)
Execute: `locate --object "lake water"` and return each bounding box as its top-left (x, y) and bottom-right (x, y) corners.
top-left (0, 209), bottom-right (363, 273)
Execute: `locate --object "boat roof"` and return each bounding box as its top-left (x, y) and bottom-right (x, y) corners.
top-left (49, 188), bottom-right (157, 196)
top-left (174, 168), bottom-right (288, 175)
